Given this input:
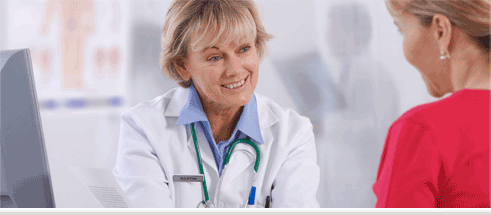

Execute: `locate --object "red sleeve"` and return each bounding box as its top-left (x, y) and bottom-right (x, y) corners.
top-left (373, 119), bottom-right (440, 208)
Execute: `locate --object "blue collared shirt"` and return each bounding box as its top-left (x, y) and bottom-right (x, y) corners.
top-left (176, 84), bottom-right (264, 176)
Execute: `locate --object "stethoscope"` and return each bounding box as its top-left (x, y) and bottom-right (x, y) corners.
top-left (190, 122), bottom-right (260, 208)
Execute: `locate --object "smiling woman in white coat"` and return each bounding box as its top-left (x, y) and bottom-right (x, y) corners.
top-left (112, 0), bottom-right (320, 208)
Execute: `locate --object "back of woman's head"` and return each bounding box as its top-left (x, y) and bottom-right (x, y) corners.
top-left (386, 0), bottom-right (490, 53)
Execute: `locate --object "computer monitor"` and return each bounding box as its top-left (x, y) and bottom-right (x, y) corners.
top-left (0, 49), bottom-right (55, 208)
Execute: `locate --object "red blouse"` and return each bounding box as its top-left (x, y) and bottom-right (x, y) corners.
top-left (373, 89), bottom-right (490, 208)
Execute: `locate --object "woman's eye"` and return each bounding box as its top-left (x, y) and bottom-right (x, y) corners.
top-left (241, 46), bottom-right (250, 52)
top-left (207, 56), bottom-right (220, 62)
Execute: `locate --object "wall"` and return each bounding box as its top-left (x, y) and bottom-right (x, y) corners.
top-left (1, 0), bottom-right (437, 208)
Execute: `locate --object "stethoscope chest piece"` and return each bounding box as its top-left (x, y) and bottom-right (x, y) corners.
top-left (197, 200), bottom-right (215, 208)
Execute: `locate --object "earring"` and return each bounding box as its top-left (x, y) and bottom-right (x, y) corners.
top-left (440, 51), bottom-right (451, 60)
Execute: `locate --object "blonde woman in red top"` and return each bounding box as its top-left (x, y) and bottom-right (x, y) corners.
top-left (373, 0), bottom-right (490, 207)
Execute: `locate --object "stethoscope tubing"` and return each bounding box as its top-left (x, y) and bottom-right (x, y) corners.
top-left (224, 138), bottom-right (260, 172)
top-left (190, 122), bottom-right (260, 208)
top-left (190, 122), bottom-right (211, 203)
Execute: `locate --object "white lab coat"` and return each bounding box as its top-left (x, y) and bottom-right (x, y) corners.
top-left (113, 87), bottom-right (320, 208)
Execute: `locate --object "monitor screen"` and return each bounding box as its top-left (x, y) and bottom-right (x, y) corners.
top-left (0, 49), bottom-right (55, 208)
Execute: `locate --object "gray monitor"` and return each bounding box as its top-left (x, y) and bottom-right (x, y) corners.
top-left (0, 49), bottom-right (55, 208)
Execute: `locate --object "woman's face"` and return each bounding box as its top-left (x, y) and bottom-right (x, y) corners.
top-left (178, 36), bottom-right (259, 109)
top-left (393, 14), bottom-right (449, 97)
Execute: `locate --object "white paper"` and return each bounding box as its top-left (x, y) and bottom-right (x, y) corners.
top-left (68, 166), bottom-right (133, 208)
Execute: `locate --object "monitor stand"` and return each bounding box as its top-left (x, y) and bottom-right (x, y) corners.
top-left (1, 195), bottom-right (17, 208)
top-left (1, 160), bottom-right (17, 208)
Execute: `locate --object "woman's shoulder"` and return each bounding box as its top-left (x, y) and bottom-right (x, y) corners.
top-left (122, 87), bottom-right (186, 119)
top-left (394, 89), bottom-right (489, 128)
top-left (254, 92), bottom-right (316, 155)
top-left (255, 92), bottom-right (312, 126)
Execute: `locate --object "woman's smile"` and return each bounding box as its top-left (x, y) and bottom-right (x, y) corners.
top-left (221, 76), bottom-right (248, 90)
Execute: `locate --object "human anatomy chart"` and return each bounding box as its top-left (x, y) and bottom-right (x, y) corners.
top-left (4, 0), bottom-right (129, 110)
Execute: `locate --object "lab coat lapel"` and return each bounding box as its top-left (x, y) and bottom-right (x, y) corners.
top-left (185, 123), bottom-right (220, 204)
top-left (165, 87), bottom-right (218, 175)
top-left (186, 123), bottom-right (218, 177)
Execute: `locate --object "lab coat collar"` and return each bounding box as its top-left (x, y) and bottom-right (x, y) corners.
top-left (163, 86), bottom-right (189, 118)
top-left (255, 94), bottom-right (278, 129)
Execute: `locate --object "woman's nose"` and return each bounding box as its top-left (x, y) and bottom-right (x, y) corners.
top-left (224, 54), bottom-right (244, 76)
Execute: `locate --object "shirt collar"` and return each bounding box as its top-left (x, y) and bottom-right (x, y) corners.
top-left (175, 84), bottom-right (208, 125)
top-left (236, 93), bottom-right (264, 144)
top-left (176, 84), bottom-right (264, 144)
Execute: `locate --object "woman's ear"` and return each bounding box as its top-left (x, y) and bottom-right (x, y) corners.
top-left (432, 14), bottom-right (452, 54)
top-left (173, 58), bottom-right (191, 81)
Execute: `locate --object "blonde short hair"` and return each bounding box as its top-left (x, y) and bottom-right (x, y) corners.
top-left (160, 0), bottom-right (273, 88)
top-left (386, 0), bottom-right (490, 52)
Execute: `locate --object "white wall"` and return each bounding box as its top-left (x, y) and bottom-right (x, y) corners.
top-left (1, 0), bottom-right (438, 208)
top-left (0, 0), bottom-right (7, 50)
